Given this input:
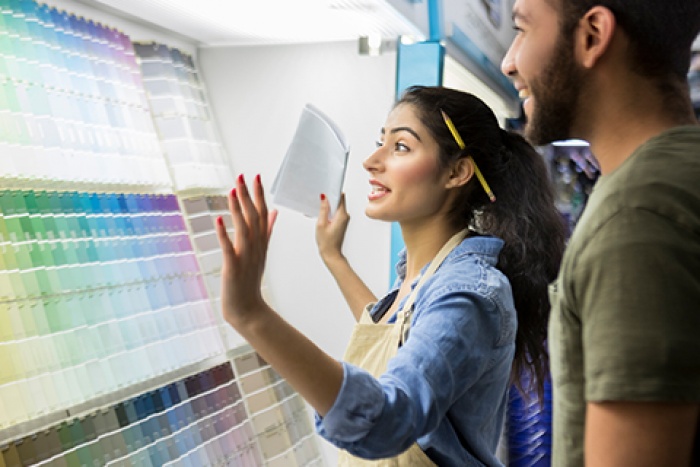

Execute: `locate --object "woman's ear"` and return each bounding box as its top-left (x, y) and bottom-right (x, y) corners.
top-left (446, 158), bottom-right (474, 189)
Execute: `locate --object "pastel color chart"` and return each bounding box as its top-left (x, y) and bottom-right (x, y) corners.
top-left (0, 189), bottom-right (223, 428)
top-left (1, 363), bottom-right (261, 466)
top-left (0, 0), bottom-right (168, 188)
top-left (0, 352), bottom-right (322, 467)
top-left (0, 1), bottom-right (324, 465)
top-left (181, 195), bottom-right (250, 350)
top-left (134, 42), bottom-right (234, 193)
top-left (231, 351), bottom-right (322, 466)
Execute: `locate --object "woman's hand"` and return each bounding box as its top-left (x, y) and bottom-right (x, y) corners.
top-left (315, 193), bottom-right (350, 266)
top-left (215, 174), bottom-right (278, 327)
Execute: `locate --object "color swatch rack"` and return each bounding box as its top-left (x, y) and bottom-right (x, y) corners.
top-left (134, 42), bottom-right (234, 195)
top-left (0, 362), bottom-right (259, 466)
top-left (0, 1), bottom-right (324, 465)
top-left (0, 0), bottom-right (168, 190)
top-left (0, 189), bottom-right (224, 429)
top-left (0, 349), bottom-right (323, 467)
top-left (232, 350), bottom-right (322, 466)
top-left (179, 195), bottom-right (243, 349)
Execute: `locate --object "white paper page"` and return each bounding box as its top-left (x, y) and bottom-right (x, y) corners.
top-left (272, 104), bottom-right (350, 218)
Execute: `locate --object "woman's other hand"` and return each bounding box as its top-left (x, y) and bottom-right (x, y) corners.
top-left (316, 193), bottom-right (350, 266)
top-left (215, 174), bottom-right (278, 327)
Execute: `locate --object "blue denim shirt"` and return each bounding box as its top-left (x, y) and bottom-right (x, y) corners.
top-left (316, 236), bottom-right (515, 466)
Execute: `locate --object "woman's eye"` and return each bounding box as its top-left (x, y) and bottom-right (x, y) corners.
top-left (375, 140), bottom-right (384, 148)
top-left (395, 142), bottom-right (409, 152)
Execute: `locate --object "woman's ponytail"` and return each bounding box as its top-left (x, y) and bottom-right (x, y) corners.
top-left (396, 86), bottom-right (567, 397)
top-left (481, 131), bottom-right (566, 398)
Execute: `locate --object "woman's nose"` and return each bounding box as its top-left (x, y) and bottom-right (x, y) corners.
top-left (363, 146), bottom-right (383, 172)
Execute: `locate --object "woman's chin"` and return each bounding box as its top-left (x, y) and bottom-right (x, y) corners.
top-left (364, 207), bottom-right (385, 221)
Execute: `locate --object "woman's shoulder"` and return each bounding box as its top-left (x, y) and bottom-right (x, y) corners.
top-left (448, 235), bottom-right (504, 271)
top-left (423, 236), bottom-right (509, 299)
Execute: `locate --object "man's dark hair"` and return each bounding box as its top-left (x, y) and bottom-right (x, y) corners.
top-left (552, 1), bottom-right (700, 81)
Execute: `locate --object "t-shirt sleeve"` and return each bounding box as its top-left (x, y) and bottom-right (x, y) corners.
top-left (575, 207), bottom-right (700, 402)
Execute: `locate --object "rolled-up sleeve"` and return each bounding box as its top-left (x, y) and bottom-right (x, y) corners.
top-left (315, 362), bottom-right (385, 442)
top-left (314, 279), bottom-right (507, 460)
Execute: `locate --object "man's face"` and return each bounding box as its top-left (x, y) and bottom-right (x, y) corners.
top-left (501, 0), bottom-right (586, 145)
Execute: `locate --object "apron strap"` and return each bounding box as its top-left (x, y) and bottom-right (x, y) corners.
top-left (397, 229), bottom-right (469, 344)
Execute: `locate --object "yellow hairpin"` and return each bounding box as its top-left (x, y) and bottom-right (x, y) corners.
top-left (440, 110), bottom-right (496, 203)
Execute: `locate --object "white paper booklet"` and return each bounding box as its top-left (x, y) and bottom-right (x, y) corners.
top-left (271, 103), bottom-right (350, 218)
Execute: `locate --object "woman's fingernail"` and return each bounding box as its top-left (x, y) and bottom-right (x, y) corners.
top-left (238, 173), bottom-right (245, 184)
top-left (216, 216), bottom-right (224, 227)
top-left (231, 188), bottom-right (237, 199)
top-left (255, 174), bottom-right (261, 183)
top-left (320, 193), bottom-right (326, 201)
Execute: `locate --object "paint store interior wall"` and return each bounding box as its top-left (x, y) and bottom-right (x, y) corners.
top-left (198, 40), bottom-right (399, 465)
top-left (0, 0), bottom-right (400, 465)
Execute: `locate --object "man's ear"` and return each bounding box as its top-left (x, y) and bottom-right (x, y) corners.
top-left (446, 157), bottom-right (474, 189)
top-left (576, 5), bottom-right (616, 69)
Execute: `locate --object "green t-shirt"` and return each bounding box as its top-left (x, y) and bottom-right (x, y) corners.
top-left (548, 125), bottom-right (700, 466)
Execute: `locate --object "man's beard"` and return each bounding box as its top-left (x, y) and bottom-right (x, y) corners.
top-left (526, 33), bottom-right (586, 146)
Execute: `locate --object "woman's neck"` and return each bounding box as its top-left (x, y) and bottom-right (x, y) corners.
top-left (399, 221), bottom-right (464, 282)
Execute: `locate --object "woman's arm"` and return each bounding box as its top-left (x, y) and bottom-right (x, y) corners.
top-left (316, 194), bottom-right (377, 321)
top-left (215, 174), bottom-right (343, 415)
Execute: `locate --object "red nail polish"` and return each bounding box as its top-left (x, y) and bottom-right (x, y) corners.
top-left (320, 193), bottom-right (326, 201)
top-left (216, 216), bottom-right (224, 227)
top-left (231, 188), bottom-right (236, 199)
top-left (255, 174), bottom-right (261, 183)
top-left (238, 173), bottom-right (244, 183)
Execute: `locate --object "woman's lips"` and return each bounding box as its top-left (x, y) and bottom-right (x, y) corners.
top-left (368, 181), bottom-right (389, 201)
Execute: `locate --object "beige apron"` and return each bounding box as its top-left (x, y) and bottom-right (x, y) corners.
top-left (337, 230), bottom-right (468, 467)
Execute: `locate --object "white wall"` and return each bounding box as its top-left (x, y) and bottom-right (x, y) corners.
top-left (198, 41), bottom-right (398, 464)
top-left (443, 55), bottom-right (517, 124)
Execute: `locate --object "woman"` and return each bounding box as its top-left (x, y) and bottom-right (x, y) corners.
top-left (215, 86), bottom-right (565, 466)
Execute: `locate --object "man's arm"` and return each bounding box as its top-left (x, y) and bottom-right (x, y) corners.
top-left (585, 401), bottom-right (699, 466)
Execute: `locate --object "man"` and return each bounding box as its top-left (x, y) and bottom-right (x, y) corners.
top-left (501, 0), bottom-right (700, 466)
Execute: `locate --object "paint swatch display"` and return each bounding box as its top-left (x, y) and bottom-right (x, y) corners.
top-left (0, 0), bottom-right (169, 188)
top-left (232, 351), bottom-right (322, 466)
top-left (179, 195), bottom-right (275, 352)
top-left (134, 42), bottom-right (234, 194)
top-left (180, 195), bottom-right (243, 349)
top-left (0, 352), bottom-right (323, 466)
top-left (0, 1), bottom-right (324, 465)
top-left (1, 363), bottom-right (262, 466)
top-left (0, 189), bottom-right (223, 428)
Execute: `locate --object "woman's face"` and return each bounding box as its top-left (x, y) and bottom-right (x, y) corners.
top-left (363, 103), bottom-right (452, 225)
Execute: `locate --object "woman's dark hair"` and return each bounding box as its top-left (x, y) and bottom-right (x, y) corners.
top-left (396, 85), bottom-right (566, 397)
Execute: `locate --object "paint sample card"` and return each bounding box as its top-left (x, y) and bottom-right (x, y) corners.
top-left (272, 103), bottom-right (349, 218)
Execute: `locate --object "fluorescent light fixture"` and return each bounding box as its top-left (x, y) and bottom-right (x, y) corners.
top-left (551, 139), bottom-right (590, 147)
top-left (359, 33), bottom-right (383, 56)
top-left (84, 0), bottom-right (425, 46)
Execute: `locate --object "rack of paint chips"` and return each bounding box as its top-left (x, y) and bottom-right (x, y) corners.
top-left (0, 1), bottom-right (325, 465)
top-left (134, 41), bottom-right (234, 195)
top-left (0, 349), bottom-right (324, 466)
top-left (179, 194), bottom-right (242, 349)
top-left (0, 0), bottom-right (168, 189)
top-left (0, 190), bottom-right (223, 429)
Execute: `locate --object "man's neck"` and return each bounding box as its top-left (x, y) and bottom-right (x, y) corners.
top-left (580, 77), bottom-right (696, 175)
